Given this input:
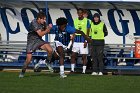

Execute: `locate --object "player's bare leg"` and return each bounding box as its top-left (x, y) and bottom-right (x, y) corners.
top-left (19, 53), bottom-right (32, 78)
top-left (40, 43), bottom-right (54, 72)
top-left (57, 46), bottom-right (67, 78)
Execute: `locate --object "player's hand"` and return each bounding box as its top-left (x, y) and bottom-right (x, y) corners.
top-left (48, 24), bottom-right (53, 29)
top-left (84, 42), bottom-right (87, 48)
top-left (45, 24), bottom-right (52, 33)
top-left (70, 34), bottom-right (75, 40)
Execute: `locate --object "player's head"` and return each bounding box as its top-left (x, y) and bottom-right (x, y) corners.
top-left (56, 17), bottom-right (68, 31)
top-left (83, 9), bottom-right (89, 18)
top-left (36, 12), bottom-right (46, 24)
top-left (92, 13), bottom-right (100, 23)
top-left (77, 8), bottom-right (84, 18)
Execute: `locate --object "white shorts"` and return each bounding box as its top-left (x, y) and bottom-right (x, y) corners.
top-left (54, 41), bottom-right (67, 49)
top-left (72, 42), bottom-right (89, 54)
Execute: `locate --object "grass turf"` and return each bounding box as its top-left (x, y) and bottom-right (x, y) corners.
top-left (0, 72), bottom-right (140, 93)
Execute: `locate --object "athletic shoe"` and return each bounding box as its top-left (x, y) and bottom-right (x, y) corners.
top-left (19, 72), bottom-right (24, 78)
top-left (98, 72), bottom-right (103, 75)
top-left (91, 72), bottom-right (98, 75)
top-left (34, 62), bottom-right (40, 70)
top-left (134, 62), bottom-right (140, 66)
top-left (70, 70), bottom-right (75, 73)
top-left (70, 70), bottom-right (76, 74)
top-left (118, 62), bottom-right (126, 66)
top-left (82, 72), bottom-right (85, 74)
top-left (45, 63), bottom-right (54, 73)
top-left (60, 73), bottom-right (67, 78)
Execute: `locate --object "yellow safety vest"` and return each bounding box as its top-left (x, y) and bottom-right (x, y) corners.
top-left (90, 22), bottom-right (104, 39)
top-left (74, 18), bottom-right (88, 35)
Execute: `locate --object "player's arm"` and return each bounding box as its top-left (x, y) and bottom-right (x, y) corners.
top-left (67, 34), bottom-right (74, 50)
top-left (83, 19), bottom-right (91, 47)
top-left (36, 24), bottom-right (52, 37)
top-left (75, 30), bottom-right (91, 43)
top-left (103, 24), bottom-right (108, 37)
top-left (86, 20), bottom-right (91, 37)
top-left (66, 25), bottom-right (75, 49)
top-left (66, 25), bottom-right (91, 43)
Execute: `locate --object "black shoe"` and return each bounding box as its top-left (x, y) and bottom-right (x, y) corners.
top-left (70, 70), bottom-right (76, 73)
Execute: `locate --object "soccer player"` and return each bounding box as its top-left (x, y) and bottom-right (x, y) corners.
top-left (19, 12), bottom-right (53, 78)
top-left (70, 8), bottom-right (91, 74)
top-left (83, 9), bottom-right (92, 37)
top-left (52, 17), bottom-right (90, 78)
top-left (51, 17), bottom-right (75, 78)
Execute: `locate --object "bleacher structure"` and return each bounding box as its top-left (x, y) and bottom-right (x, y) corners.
top-left (0, 41), bottom-right (140, 74)
top-left (104, 44), bottom-right (140, 72)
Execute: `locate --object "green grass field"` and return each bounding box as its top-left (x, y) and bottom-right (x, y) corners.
top-left (0, 72), bottom-right (140, 93)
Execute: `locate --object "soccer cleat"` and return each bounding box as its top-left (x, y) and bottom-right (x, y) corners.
top-left (45, 63), bottom-right (54, 73)
top-left (34, 62), bottom-right (40, 70)
top-left (82, 72), bottom-right (85, 74)
top-left (91, 72), bottom-right (98, 75)
top-left (98, 72), bottom-right (103, 75)
top-left (70, 70), bottom-right (76, 74)
top-left (60, 73), bottom-right (67, 78)
top-left (19, 72), bottom-right (24, 78)
top-left (70, 70), bottom-right (75, 72)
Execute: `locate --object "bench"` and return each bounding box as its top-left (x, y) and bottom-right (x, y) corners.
top-left (104, 44), bottom-right (140, 74)
top-left (0, 41), bottom-right (72, 69)
top-left (1, 41), bottom-right (140, 74)
top-left (0, 41), bottom-right (52, 68)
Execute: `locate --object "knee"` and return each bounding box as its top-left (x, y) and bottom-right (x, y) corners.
top-left (82, 55), bottom-right (86, 58)
top-left (71, 54), bottom-right (76, 59)
top-left (47, 47), bottom-right (53, 54)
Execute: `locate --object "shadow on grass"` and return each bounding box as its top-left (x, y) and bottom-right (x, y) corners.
top-left (23, 72), bottom-right (59, 78)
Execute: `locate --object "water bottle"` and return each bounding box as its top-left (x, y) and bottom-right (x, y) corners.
top-left (130, 47), bottom-right (134, 57)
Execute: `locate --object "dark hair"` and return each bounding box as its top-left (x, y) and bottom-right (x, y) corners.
top-left (37, 12), bottom-right (46, 19)
top-left (56, 17), bottom-right (68, 26)
top-left (77, 8), bottom-right (84, 12)
top-left (83, 9), bottom-right (89, 15)
top-left (93, 13), bottom-right (100, 18)
top-left (92, 13), bottom-right (101, 23)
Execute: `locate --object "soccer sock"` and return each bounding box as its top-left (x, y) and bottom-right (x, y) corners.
top-left (45, 56), bottom-right (52, 65)
top-left (60, 65), bottom-right (64, 75)
top-left (71, 64), bottom-right (75, 71)
top-left (83, 66), bottom-right (87, 73)
top-left (46, 50), bottom-right (55, 64)
top-left (46, 56), bottom-right (52, 62)
top-left (21, 63), bottom-right (28, 74)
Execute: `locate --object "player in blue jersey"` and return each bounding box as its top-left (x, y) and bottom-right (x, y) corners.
top-left (71, 8), bottom-right (91, 74)
top-left (52, 17), bottom-right (76, 78)
top-left (52, 17), bottom-right (90, 78)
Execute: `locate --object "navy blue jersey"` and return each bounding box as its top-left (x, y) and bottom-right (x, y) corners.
top-left (52, 25), bottom-right (76, 46)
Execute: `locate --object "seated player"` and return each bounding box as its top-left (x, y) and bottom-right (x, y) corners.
top-left (52, 17), bottom-right (91, 78)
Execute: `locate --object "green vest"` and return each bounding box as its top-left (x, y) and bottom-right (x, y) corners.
top-left (91, 22), bottom-right (104, 39)
top-left (74, 18), bottom-right (88, 35)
